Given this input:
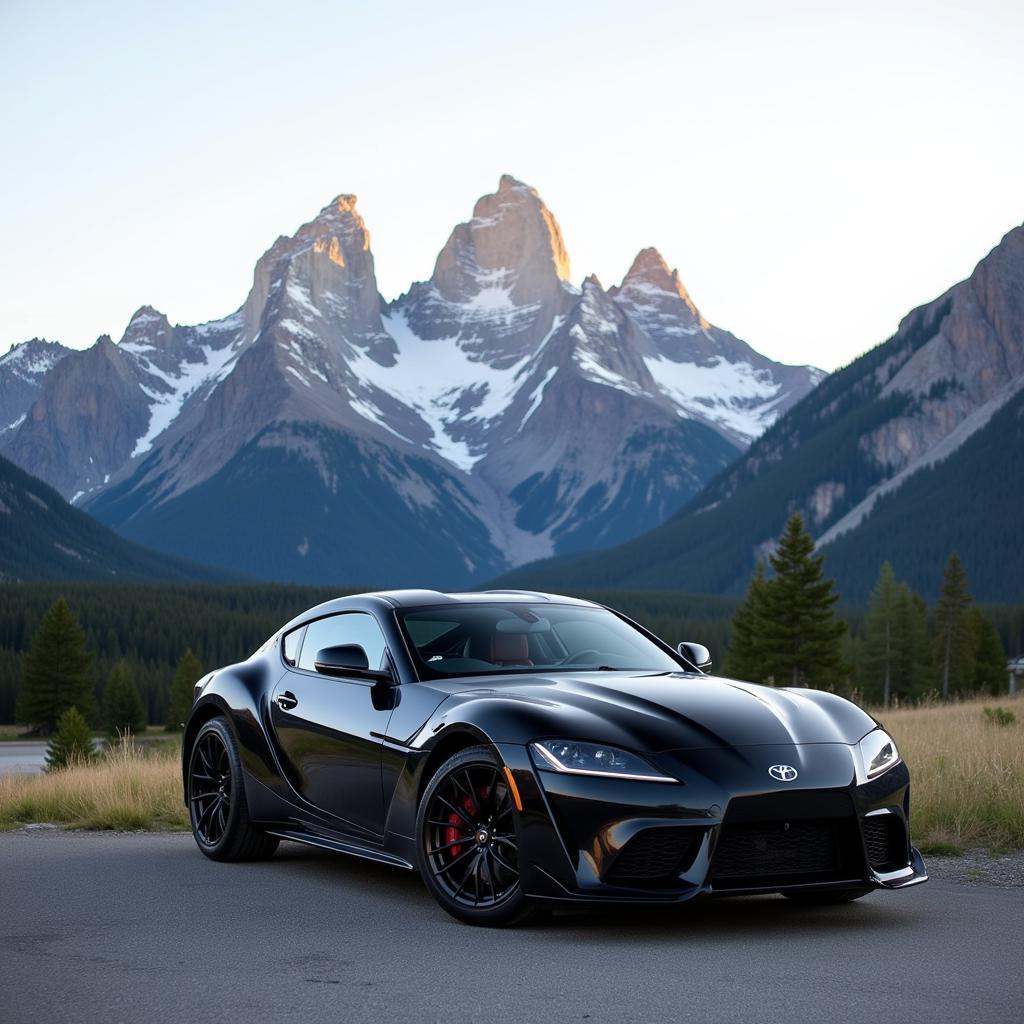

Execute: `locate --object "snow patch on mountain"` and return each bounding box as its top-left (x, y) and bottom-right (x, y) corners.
top-left (286, 280), bottom-right (322, 318)
top-left (130, 330), bottom-right (246, 457)
top-left (2, 413), bottom-right (27, 435)
top-left (643, 354), bottom-right (785, 443)
top-left (347, 309), bottom-right (566, 471)
top-left (520, 366), bottom-right (558, 431)
top-left (0, 341), bottom-right (67, 379)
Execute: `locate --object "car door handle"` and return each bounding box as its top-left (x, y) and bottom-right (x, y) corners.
top-left (276, 690), bottom-right (298, 711)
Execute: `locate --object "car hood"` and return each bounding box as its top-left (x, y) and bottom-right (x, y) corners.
top-left (434, 671), bottom-right (877, 751)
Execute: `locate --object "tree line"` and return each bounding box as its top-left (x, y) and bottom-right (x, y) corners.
top-left (0, 583), bottom-right (343, 725)
top-left (0, 559), bottom-right (1019, 735)
top-left (725, 514), bottom-right (1011, 705)
top-left (15, 595), bottom-right (205, 738)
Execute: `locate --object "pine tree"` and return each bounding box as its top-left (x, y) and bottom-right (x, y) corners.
top-left (166, 648), bottom-right (203, 731)
top-left (725, 561), bottom-right (769, 682)
top-left (893, 585), bottom-right (931, 700)
top-left (102, 660), bottom-right (147, 738)
top-left (759, 514), bottom-right (847, 688)
top-left (933, 553), bottom-right (973, 700)
top-left (841, 631), bottom-right (865, 700)
top-left (16, 597), bottom-right (96, 734)
top-left (969, 608), bottom-right (1007, 693)
top-left (860, 563), bottom-right (900, 706)
top-left (44, 706), bottom-right (96, 771)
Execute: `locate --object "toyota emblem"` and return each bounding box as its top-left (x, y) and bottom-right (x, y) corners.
top-left (768, 764), bottom-right (798, 782)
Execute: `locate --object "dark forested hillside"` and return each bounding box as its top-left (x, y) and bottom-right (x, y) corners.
top-left (496, 223), bottom-right (1024, 603)
top-left (492, 304), bottom-right (950, 596)
top-left (0, 454), bottom-right (234, 584)
top-left (2, 583), bottom-right (1021, 725)
top-left (0, 583), bottom-right (343, 723)
top-left (495, 373), bottom-right (1024, 603)
top-left (821, 386), bottom-right (1024, 602)
top-left (0, 584), bottom-right (739, 723)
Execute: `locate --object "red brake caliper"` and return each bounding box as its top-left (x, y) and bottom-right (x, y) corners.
top-left (444, 787), bottom-right (489, 859)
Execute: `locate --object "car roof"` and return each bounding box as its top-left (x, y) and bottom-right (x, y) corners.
top-left (369, 589), bottom-right (598, 608)
top-left (278, 589), bottom-right (600, 633)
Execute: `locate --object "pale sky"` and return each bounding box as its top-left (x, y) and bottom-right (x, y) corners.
top-left (1, 0), bottom-right (1021, 371)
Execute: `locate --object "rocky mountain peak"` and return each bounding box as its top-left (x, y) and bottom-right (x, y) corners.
top-left (622, 246), bottom-right (674, 288)
top-left (966, 223), bottom-right (1024, 362)
top-left (395, 175), bottom-right (578, 361)
top-left (121, 306), bottom-right (172, 346)
top-left (497, 173), bottom-right (530, 194)
top-left (0, 338), bottom-right (71, 438)
top-left (4, 172), bottom-right (830, 587)
top-left (1, 337), bottom-right (67, 369)
top-left (613, 247), bottom-right (706, 330)
top-left (433, 174), bottom-right (572, 302)
top-left (319, 193), bottom-right (360, 217)
top-left (242, 190), bottom-right (390, 359)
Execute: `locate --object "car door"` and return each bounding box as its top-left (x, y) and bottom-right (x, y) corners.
top-left (270, 611), bottom-right (394, 839)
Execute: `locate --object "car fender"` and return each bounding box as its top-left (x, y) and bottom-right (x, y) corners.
top-left (182, 658), bottom-right (288, 803)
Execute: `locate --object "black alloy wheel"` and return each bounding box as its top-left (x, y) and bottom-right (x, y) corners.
top-left (189, 728), bottom-right (232, 846)
top-left (417, 745), bottom-right (540, 926)
top-left (187, 718), bottom-right (279, 862)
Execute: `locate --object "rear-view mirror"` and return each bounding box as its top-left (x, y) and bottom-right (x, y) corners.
top-left (314, 644), bottom-right (392, 683)
top-left (677, 641), bottom-right (712, 673)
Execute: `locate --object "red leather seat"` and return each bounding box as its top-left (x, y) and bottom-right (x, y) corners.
top-left (490, 633), bottom-right (532, 666)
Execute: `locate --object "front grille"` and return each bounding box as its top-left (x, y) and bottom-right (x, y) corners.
top-left (710, 791), bottom-right (865, 890)
top-left (862, 815), bottom-right (907, 872)
top-left (712, 820), bottom-right (841, 881)
top-left (606, 827), bottom-right (700, 886)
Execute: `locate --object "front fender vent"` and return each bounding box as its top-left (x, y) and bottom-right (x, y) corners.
top-left (862, 815), bottom-right (909, 872)
top-left (605, 827), bottom-right (701, 887)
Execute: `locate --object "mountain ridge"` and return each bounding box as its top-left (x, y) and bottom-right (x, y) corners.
top-left (0, 453), bottom-right (236, 583)
top-left (495, 221), bottom-right (1024, 602)
top-left (2, 174), bottom-right (822, 586)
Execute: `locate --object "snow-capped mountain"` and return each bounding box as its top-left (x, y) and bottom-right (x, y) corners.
top-left (611, 248), bottom-right (825, 445)
top-left (499, 221), bottom-right (1024, 602)
top-left (3, 312), bottom-right (244, 502)
top-left (0, 338), bottom-right (69, 438)
top-left (2, 175), bottom-right (822, 585)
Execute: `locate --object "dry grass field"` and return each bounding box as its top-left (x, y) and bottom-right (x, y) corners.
top-left (0, 736), bottom-right (187, 832)
top-left (874, 695), bottom-right (1023, 853)
top-left (0, 696), bottom-right (1021, 851)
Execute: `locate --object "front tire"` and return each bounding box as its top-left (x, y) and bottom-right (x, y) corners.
top-left (187, 717), bottom-right (279, 862)
top-left (416, 745), bottom-right (540, 927)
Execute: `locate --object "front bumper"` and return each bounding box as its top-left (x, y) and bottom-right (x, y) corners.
top-left (497, 741), bottom-right (928, 904)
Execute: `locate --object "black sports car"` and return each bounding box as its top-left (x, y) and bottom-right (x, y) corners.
top-left (182, 589), bottom-right (927, 925)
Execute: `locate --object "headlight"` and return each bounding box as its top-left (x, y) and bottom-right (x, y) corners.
top-left (858, 729), bottom-right (901, 780)
top-left (530, 739), bottom-right (675, 783)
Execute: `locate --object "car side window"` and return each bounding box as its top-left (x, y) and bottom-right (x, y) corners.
top-left (282, 626), bottom-right (306, 666)
top-left (296, 613), bottom-right (389, 674)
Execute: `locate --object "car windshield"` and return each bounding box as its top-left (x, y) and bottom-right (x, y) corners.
top-left (397, 603), bottom-right (681, 678)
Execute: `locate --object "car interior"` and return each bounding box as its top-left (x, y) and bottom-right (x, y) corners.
top-left (400, 604), bottom-right (681, 676)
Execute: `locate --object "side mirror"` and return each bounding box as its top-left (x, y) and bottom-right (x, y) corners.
top-left (677, 642), bottom-right (712, 673)
top-left (314, 644), bottom-right (393, 683)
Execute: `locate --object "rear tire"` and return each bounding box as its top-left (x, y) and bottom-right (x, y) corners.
top-left (782, 887), bottom-right (872, 905)
top-left (416, 745), bottom-right (542, 927)
top-left (187, 717), bottom-right (279, 862)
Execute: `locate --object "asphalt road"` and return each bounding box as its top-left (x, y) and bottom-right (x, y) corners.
top-left (2, 832), bottom-right (1021, 1024)
top-left (0, 742), bottom-right (48, 775)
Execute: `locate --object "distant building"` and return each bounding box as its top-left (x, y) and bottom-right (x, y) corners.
top-left (1008, 657), bottom-right (1024, 696)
